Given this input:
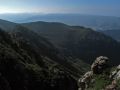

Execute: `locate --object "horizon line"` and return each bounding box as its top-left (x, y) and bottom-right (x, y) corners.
top-left (0, 12), bottom-right (119, 18)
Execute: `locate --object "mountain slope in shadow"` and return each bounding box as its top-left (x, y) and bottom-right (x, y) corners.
top-left (22, 21), bottom-right (120, 64)
top-left (0, 27), bottom-right (81, 90)
top-left (100, 30), bottom-right (120, 42)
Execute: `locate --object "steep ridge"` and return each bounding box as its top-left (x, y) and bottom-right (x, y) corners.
top-left (22, 21), bottom-right (120, 64)
top-left (0, 19), bottom-right (17, 31)
top-left (0, 27), bottom-right (81, 90)
top-left (0, 18), bottom-right (90, 75)
top-left (0, 19), bottom-right (119, 65)
top-left (10, 25), bottom-right (88, 76)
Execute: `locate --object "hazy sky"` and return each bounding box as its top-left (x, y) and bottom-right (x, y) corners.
top-left (0, 0), bottom-right (120, 16)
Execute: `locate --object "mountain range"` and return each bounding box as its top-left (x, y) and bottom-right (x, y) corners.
top-left (22, 21), bottom-right (120, 64)
top-left (0, 18), bottom-right (120, 90)
top-left (0, 20), bottom-right (85, 90)
top-left (1, 14), bottom-right (120, 31)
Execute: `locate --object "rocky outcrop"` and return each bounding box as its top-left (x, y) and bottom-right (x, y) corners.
top-left (91, 56), bottom-right (109, 74)
top-left (105, 80), bottom-right (117, 90)
top-left (78, 56), bottom-right (120, 90)
top-left (110, 65), bottom-right (120, 80)
top-left (105, 65), bottom-right (120, 90)
top-left (78, 71), bottom-right (93, 90)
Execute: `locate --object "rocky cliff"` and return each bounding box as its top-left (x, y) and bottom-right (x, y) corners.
top-left (78, 56), bottom-right (120, 90)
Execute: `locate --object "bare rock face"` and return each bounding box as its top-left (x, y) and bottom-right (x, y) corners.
top-left (78, 56), bottom-right (120, 90)
top-left (110, 65), bottom-right (120, 80)
top-left (78, 56), bottom-right (110, 90)
top-left (115, 65), bottom-right (120, 80)
top-left (105, 65), bottom-right (120, 90)
top-left (78, 71), bottom-right (93, 90)
top-left (91, 56), bottom-right (109, 74)
top-left (105, 80), bottom-right (117, 90)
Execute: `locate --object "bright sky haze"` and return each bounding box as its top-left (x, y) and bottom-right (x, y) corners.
top-left (0, 0), bottom-right (120, 16)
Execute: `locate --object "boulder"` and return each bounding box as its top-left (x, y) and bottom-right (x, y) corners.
top-left (78, 71), bottom-right (93, 90)
top-left (91, 56), bottom-right (109, 74)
